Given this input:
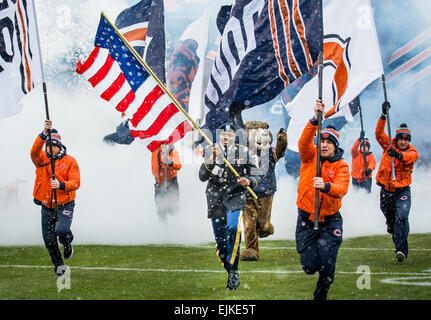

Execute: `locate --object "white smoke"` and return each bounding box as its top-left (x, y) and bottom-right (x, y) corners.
top-left (0, 0), bottom-right (430, 247)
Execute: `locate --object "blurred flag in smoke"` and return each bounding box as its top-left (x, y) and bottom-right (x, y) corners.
top-left (385, 26), bottom-right (431, 91)
top-left (115, 0), bottom-right (165, 83)
top-left (0, 0), bottom-right (42, 119)
top-left (372, 0), bottom-right (431, 91)
top-left (283, 0), bottom-right (383, 153)
top-left (166, 10), bottom-right (209, 123)
top-left (202, 0), bottom-right (323, 134)
top-left (76, 14), bottom-right (192, 152)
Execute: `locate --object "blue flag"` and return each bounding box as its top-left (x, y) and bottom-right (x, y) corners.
top-left (203, 0), bottom-right (323, 134)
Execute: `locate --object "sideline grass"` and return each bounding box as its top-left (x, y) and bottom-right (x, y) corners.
top-left (0, 234), bottom-right (430, 300)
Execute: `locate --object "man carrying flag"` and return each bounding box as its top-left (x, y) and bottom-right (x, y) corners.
top-left (295, 100), bottom-right (350, 300)
top-left (376, 103), bottom-right (418, 262)
top-left (199, 123), bottom-right (262, 290)
top-left (350, 133), bottom-right (376, 193)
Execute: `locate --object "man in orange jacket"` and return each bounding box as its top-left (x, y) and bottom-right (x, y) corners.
top-left (376, 102), bottom-right (418, 262)
top-left (31, 120), bottom-right (80, 276)
top-left (151, 143), bottom-right (182, 219)
top-left (351, 132), bottom-right (376, 193)
top-left (295, 100), bottom-right (350, 300)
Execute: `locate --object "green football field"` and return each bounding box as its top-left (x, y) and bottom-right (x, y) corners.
top-left (0, 234), bottom-right (430, 300)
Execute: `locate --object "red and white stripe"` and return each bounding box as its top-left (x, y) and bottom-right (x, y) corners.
top-left (76, 47), bottom-right (192, 151)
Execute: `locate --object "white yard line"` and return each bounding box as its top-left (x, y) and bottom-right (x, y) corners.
top-left (0, 264), bottom-right (430, 276)
top-left (190, 245), bottom-right (431, 251)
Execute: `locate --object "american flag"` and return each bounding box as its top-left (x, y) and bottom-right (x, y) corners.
top-left (76, 14), bottom-right (193, 152)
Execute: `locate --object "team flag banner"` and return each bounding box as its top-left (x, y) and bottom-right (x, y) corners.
top-left (284, 0), bottom-right (383, 152)
top-left (76, 14), bottom-right (193, 152)
top-left (0, 0), bottom-right (42, 119)
top-left (203, 0), bottom-right (323, 133)
top-left (115, 0), bottom-right (165, 83)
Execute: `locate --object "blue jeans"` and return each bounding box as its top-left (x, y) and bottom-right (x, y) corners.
top-left (295, 210), bottom-right (343, 300)
top-left (41, 201), bottom-right (75, 267)
top-left (211, 209), bottom-right (243, 272)
top-left (380, 186), bottom-right (411, 257)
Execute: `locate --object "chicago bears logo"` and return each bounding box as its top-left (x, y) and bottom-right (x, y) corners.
top-left (322, 34), bottom-right (351, 118)
top-left (403, 133), bottom-right (407, 139)
top-left (322, 133), bottom-right (329, 139)
top-left (167, 39), bottom-right (200, 112)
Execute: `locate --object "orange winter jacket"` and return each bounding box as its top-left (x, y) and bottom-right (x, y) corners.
top-left (31, 134), bottom-right (80, 208)
top-left (351, 139), bottom-right (376, 182)
top-left (297, 120), bottom-right (350, 222)
top-left (151, 145), bottom-right (182, 184)
top-left (375, 117), bottom-right (418, 192)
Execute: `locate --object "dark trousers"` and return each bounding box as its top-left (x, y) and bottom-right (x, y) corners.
top-left (41, 201), bottom-right (75, 268)
top-left (352, 177), bottom-right (372, 193)
top-left (380, 186), bottom-right (411, 257)
top-left (211, 209), bottom-right (243, 272)
top-left (154, 176), bottom-right (180, 217)
top-left (295, 210), bottom-right (343, 300)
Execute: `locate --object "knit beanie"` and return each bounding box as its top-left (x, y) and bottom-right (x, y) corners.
top-left (46, 129), bottom-right (62, 148)
top-left (320, 125), bottom-right (340, 148)
top-left (395, 123), bottom-right (411, 141)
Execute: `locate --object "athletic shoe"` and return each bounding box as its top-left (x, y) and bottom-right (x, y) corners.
top-left (226, 270), bottom-right (240, 291)
top-left (63, 243), bottom-right (73, 260)
top-left (396, 251), bottom-right (406, 262)
top-left (55, 265), bottom-right (67, 276)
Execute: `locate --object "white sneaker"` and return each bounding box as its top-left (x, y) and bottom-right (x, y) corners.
top-left (396, 251), bottom-right (406, 262)
top-left (55, 265), bottom-right (68, 276)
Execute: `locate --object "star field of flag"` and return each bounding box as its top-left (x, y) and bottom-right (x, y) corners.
top-left (95, 15), bottom-right (150, 92)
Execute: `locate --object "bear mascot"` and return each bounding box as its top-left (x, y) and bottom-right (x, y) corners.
top-left (240, 121), bottom-right (287, 261)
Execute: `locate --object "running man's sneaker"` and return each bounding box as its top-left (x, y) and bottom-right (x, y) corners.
top-left (63, 243), bottom-right (73, 260)
top-left (226, 270), bottom-right (240, 291)
top-left (55, 265), bottom-right (67, 276)
top-left (396, 251), bottom-right (406, 262)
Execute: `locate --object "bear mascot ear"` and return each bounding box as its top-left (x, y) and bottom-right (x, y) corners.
top-left (275, 128), bottom-right (288, 161)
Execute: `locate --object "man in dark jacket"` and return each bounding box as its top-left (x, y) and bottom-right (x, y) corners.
top-left (199, 122), bottom-right (262, 290)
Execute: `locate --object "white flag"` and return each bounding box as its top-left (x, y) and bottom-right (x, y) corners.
top-left (0, 0), bottom-right (42, 119)
top-left (179, 10), bottom-right (209, 124)
top-left (284, 0), bottom-right (383, 152)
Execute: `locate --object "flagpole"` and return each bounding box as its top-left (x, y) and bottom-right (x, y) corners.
top-left (31, 0), bottom-right (58, 213)
top-left (358, 102), bottom-right (369, 184)
top-left (381, 74), bottom-right (395, 182)
top-left (101, 12), bottom-right (257, 199)
top-left (314, 51), bottom-right (324, 230)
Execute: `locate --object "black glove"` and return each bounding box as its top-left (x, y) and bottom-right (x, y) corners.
top-left (162, 155), bottom-right (173, 166)
top-left (382, 101), bottom-right (391, 115)
top-left (387, 148), bottom-right (402, 160)
top-left (365, 169), bottom-right (372, 176)
top-left (359, 130), bottom-right (365, 141)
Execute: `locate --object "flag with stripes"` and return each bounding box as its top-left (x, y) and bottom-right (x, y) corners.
top-left (115, 0), bottom-right (165, 83)
top-left (282, 0), bottom-right (383, 152)
top-left (0, 0), bottom-right (42, 119)
top-left (203, 0), bottom-right (322, 133)
top-left (76, 14), bottom-right (192, 152)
